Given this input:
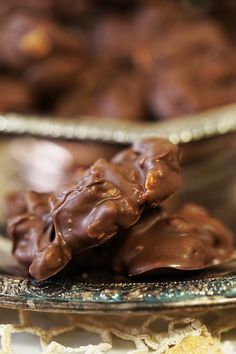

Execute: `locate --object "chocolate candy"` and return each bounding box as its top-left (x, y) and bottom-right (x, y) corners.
top-left (5, 191), bottom-right (33, 218)
top-left (112, 138), bottom-right (182, 205)
top-left (6, 138), bottom-right (181, 280)
top-left (24, 55), bottom-right (81, 93)
top-left (88, 2), bottom-right (194, 68)
top-left (134, 18), bottom-right (231, 73)
top-left (7, 191), bottom-right (52, 267)
top-left (54, 68), bottom-right (145, 121)
top-left (0, 77), bottom-right (33, 113)
top-left (7, 191), bottom-right (71, 279)
top-left (88, 15), bottom-right (132, 65)
top-left (148, 56), bottom-right (236, 119)
top-left (114, 204), bottom-right (234, 275)
top-left (49, 160), bottom-right (143, 254)
top-left (49, 138), bottom-right (181, 254)
top-left (0, 12), bottom-right (80, 70)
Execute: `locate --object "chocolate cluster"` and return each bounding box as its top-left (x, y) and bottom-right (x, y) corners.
top-left (114, 204), bottom-right (234, 275)
top-left (6, 138), bottom-right (234, 281)
top-left (1, 1), bottom-right (236, 120)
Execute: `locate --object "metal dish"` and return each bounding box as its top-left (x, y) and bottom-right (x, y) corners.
top-left (0, 103), bottom-right (236, 144)
top-left (0, 234), bottom-right (236, 313)
top-left (0, 274), bottom-right (236, 313)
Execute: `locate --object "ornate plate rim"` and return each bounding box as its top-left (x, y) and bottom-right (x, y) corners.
top-left (0, 273), bottom-right (236, 313)
top-left (0, 103), bottom-right (236, 145)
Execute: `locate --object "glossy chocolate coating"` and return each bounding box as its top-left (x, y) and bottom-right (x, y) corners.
top-left (49, 160), bottom-right (142, 254)
top-left (51, 139), bottom-right (181, 252)
top-left (112, 138), bottom-right (182, 206)
top-left (6, 138), bottom-right (181, 280)
top-left (114, 204), bottom-right (234, 275)
top-left (49, 138), bottom-right (181, 254)
top-left (5, 190), bottom-right (48, 219)
top-left (7, 191), bottom-right (71, 280)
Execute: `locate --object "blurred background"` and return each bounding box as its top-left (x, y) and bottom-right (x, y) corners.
top-left (1, 0), bottom-right (236, 120)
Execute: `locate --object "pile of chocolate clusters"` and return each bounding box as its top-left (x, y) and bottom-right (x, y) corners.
top-left (6, 138), bottom-right (234, 281)
top-left (1, 0), bottom-right (236, 120)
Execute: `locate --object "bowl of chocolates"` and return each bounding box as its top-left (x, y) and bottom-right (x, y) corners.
top-left (0, 137), bottom-right (234, 312)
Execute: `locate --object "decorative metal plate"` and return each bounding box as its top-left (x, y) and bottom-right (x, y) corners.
top-left (0, 237), bottom-right (236, 313)
top-left (0, 103), bottom-right (236, 144)
top-left (0, 270), bottom-right (236, 314)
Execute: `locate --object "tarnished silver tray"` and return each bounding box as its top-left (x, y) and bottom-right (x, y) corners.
top-left (0, 236), bottom-right (236, 313)
top-left (1, 272), bottom-right (236, 314)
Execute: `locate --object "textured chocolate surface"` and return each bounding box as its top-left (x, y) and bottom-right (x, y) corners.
top-left (49, 138), bottom-right (181, 255)
top-left (7, 191), bottom-right (71, 280)
top-left (114, 204), bottom-right (234, 276)
top-left (49, 160), bottom-right (142, 254)
top-left (6, 138), bottom-right (181, 280)
top-left (112, 139), bottom-right (182, 206)
top-left (7, 139), bottom-right (234, 281)
top-left (47, 139), bottom-right (181, 276)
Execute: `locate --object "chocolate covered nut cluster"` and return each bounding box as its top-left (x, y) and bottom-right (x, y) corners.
top-left (7, 191), bottom-right (71, 280)
top-left (7, 191), bottom-right (53, 268)
top-left (6, 138), bottom-right (182, 280)
top-left (6, 138), bottom-right (234, 281)
top-left (114, 204), bottom-right (234, 275)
